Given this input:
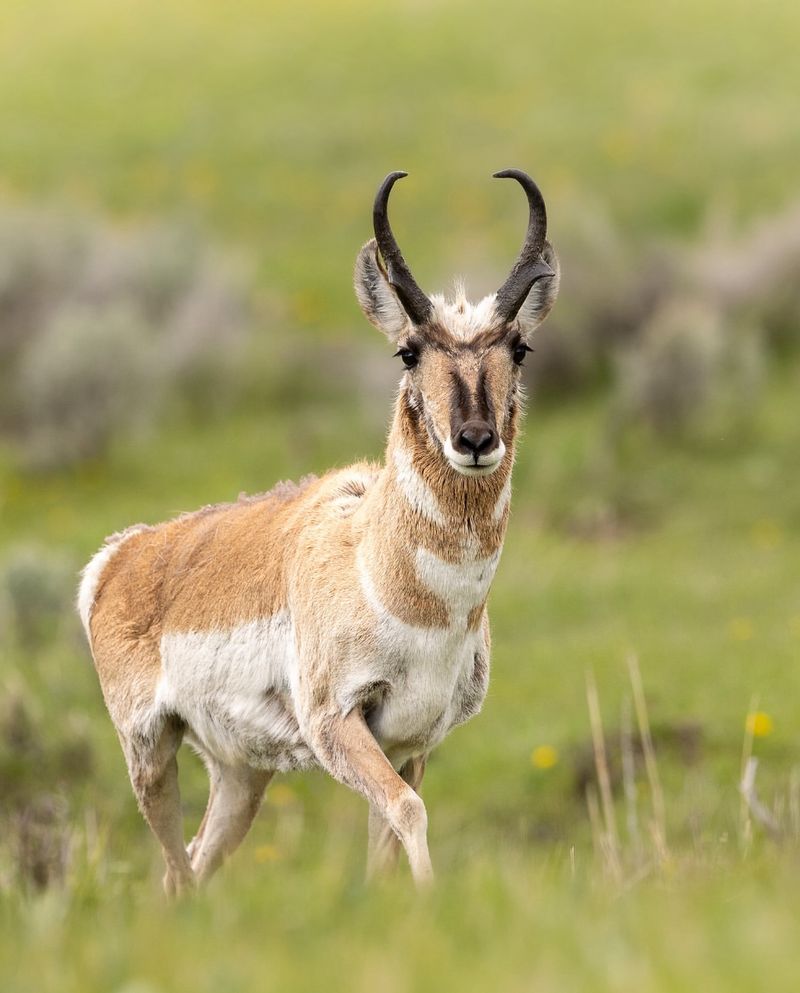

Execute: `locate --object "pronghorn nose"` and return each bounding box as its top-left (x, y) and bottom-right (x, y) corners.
top-left (455, 420), bottom-right (497, 458)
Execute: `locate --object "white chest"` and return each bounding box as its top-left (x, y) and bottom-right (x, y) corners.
top-left (414, 544), bottom-right (500, 625)
top-left (356, 543), bottom-right (498, 760)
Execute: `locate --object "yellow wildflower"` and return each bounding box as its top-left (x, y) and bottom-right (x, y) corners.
top-left (746, 712), bottom-right (774, 738)
top-left (531, 745), bottom-right (559, 770)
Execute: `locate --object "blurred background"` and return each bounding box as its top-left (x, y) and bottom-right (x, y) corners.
top-left (1, 1), bottom-right (799, 989)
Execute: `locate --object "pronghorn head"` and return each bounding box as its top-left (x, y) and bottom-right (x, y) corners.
top-left (355, 170), bottom-right (560, 477)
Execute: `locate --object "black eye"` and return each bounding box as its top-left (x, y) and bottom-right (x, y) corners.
top-left (513, 342), bottom-right (533, 366)
top-left (394, 348), bottom-right (418, 369)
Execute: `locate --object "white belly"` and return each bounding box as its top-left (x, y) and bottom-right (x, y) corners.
top-left (158, 612), bottom-right (314, 771)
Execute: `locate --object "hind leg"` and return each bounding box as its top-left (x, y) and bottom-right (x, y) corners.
top-left (190, 761), bottom-right (273, 884)
top-left (124, 717), bottom-right (195, 898)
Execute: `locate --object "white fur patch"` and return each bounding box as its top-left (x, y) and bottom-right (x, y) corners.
top-left (158, 613), bottom-right (314, 771)
top-left (77, 526), bottom-right (148, 643)
top-left (443, 436), bottom-right (506, 476)
top-left (415, 546), bottom-right (500, 624)
top-left (354, 544), bottom-right (492, 764)
top-left (393, 447), bottom-right (446, 523)
top-left (428, 291), bottom-right (499, 341)
top-left (493, 474), bottom-right (512, 521)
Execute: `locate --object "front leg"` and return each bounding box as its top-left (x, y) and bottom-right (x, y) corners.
top-left (367, 755), bottom-right (426, 880)
top-left (307, 707), bottom-right (433, 886)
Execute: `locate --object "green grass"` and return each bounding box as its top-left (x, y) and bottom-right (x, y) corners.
top-left (2, 0), bottom-right (800, 989)
top-left (2, 363), bottom-right (799, 992)
top-left (5, 851), bottom-right (800, 993)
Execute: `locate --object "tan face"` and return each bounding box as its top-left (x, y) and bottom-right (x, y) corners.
top-left (395, 325), bottom-right (529, 476)
top-left (354, 233), bottom-right (560, 477)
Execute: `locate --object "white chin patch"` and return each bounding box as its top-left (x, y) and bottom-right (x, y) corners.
top-left (448, 460), bottom-right (502, 477)
top-left (443, 438), bottom-right (506, 477)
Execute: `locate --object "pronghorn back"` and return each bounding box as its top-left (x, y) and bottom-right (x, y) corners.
top-left (81, 467), bottom-right (372, 730)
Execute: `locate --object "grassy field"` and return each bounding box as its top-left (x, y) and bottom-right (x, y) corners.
top-left (2, 366), bottom-right (798, 992)
top-left (1, 1), bottom-right (800, 990)
top-left (1, 0), bottom-right (799, 332)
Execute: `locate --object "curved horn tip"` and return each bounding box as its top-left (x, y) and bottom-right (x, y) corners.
top-left (492, 168), bottom-right (539, 184)
top-left (374, 172), bottom-right (409, 209)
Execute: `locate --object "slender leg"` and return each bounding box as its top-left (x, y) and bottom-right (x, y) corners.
top-left (124, 720), bottom-right (195, 898)
top-left (308, 708), bottom-right (433, 886)
top-left (190, 763), bottom-right (273, 884)
top-left (367, 755), bottom-right (427, 880)
top-left (186, 776), bottom-right (215, 862)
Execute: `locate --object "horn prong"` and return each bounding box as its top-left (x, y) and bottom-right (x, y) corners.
top-left (373, 172), bottom-right (432, 326)
top-left (493, 170), bottom-right (550, 323)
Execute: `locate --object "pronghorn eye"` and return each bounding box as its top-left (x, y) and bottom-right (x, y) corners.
top-left (513, 343), bottom-right (533, 366)
top-left (394, 348), bottom-right (419, 369)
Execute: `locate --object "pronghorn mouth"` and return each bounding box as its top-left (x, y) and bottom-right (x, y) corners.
top-left (443, 437), bottom-right (506, 477)
top-left (447, 458), bottom-right (502, 477)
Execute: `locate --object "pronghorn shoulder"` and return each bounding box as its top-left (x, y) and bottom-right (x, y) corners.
top-left (310, 461), bottom-right (382, 517)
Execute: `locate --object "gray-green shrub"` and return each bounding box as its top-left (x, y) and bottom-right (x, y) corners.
top-left (0, 205), bottom-right (251, 469)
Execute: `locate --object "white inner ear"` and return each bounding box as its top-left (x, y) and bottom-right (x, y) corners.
top-left (354, 240), bottom-right (409, 341)
top-left (516, 242), bottom-right (561, 337)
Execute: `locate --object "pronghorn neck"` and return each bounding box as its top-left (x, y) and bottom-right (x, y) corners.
top-left (354, 387), bottom-right (515, 631)
top-left (380, 384), bottom-right (515, 554)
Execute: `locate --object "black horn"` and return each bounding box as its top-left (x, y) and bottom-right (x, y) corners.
top-left (493, 169), bottom-right (555, 322)
top-left (373, 171), bottom-right (433, 326)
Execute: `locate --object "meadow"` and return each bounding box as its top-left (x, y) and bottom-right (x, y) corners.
top-left (1, 1), bottom-right (799, 990)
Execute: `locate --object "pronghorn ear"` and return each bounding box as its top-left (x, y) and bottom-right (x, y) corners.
top-left (354, 239), bottom-right (409, 341)
top-left (516, 241), bottom-right (561, 338)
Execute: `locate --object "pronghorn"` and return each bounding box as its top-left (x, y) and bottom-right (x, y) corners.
top-left (78, 170), bottom-right (560, 892)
